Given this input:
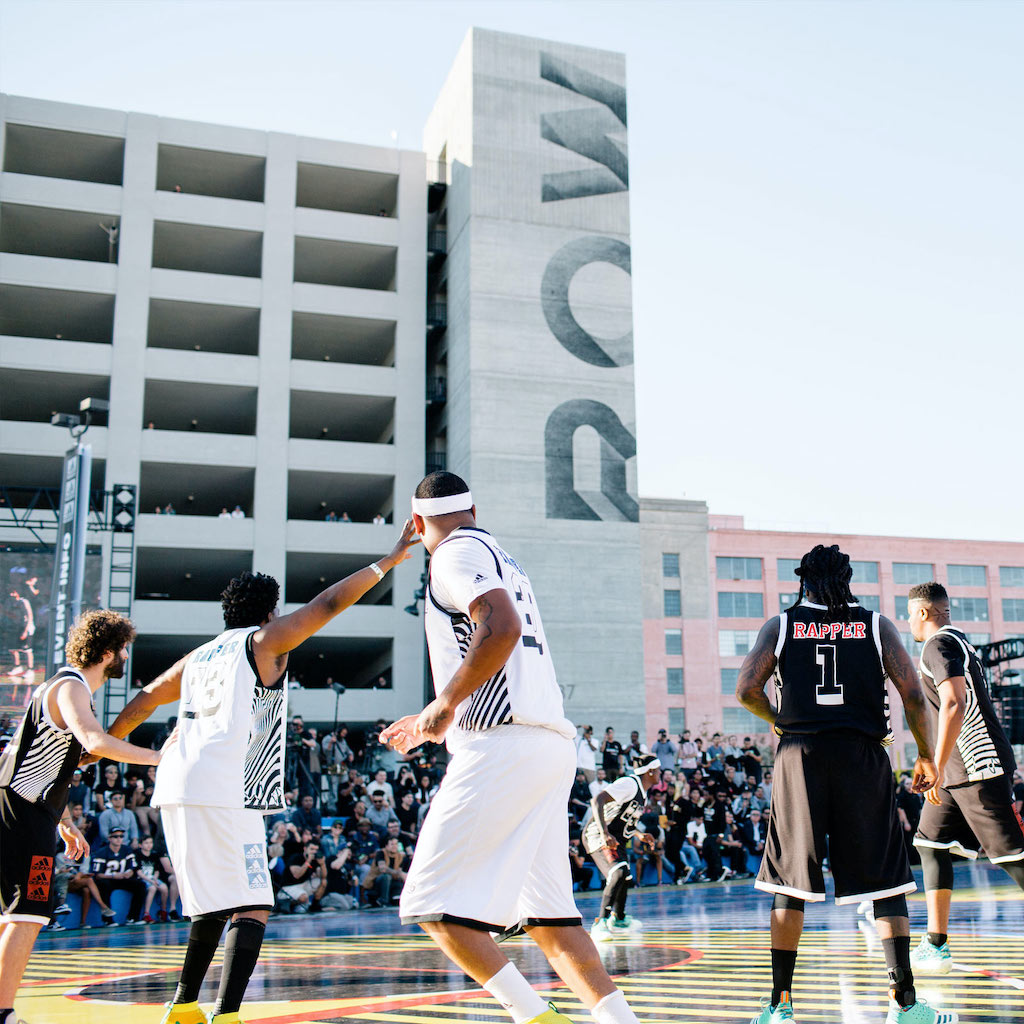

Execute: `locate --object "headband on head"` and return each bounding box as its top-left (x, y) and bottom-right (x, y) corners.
top-left (411, 491), bottom-right (473, 517)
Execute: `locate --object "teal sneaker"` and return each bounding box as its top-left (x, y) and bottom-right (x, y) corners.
top-left (608, 914), bottom-right (642, 932)
top-left (590, 917), bottom-right (613, 943)
top-left (749, 994), bottom-right (795, 1023)
top-left (885, 998), bottom-right (958, 1023)
top-left (909, 935), bottom-right (953, 974)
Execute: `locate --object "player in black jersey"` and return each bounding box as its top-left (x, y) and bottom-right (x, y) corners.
top-left (0, 610), bottom-right (161, 1024)
top-left (905, 582), bottom-right (1024, 974)
top-left (583, 753), bottom-right (661, 941)
top-left (737, 545), bottom-right (956, 1024)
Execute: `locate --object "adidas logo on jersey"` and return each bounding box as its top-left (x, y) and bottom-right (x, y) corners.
top-left (474, 574), bottom-right (486, 583)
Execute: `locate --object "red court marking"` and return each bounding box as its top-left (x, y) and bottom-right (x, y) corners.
top-left (24, 968), bottom-right (178, 988)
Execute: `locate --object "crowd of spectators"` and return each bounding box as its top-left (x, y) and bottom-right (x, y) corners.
top-left (572, 725), bottom-right (773, 886)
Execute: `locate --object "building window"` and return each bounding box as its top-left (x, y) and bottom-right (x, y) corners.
top-left (665, 629), bottom-right (682, 656)
top-left (667, 668), bottom-right (684, 694)
top-left (893, 562), bottom-right (933, 585)
top-left (894, 596), bottom-right (909, 620)
top-left (718, 592), bottom-right (764, 618)
top-left (1000, 566), bottom-right (1024, 588)
top-left (851, 561), bottom-right (879, 584)
top-left (719, 630), bottom-right (758, 657)
top-left (856, 594), bottom-right (880, 612)
top-left (966, 632), bottom-right (990, 647)
top-left (1003, 598), bottom-right (1024, 622)
top-left (779, 593), bottom-right (798, 613)
top-left (668, 707), bottom-right (686, 734)
top-left (900, 633), bottom-right (923, 658)
top-left (723, 707), bottom-right (763, 734)
top-left (948, 564), bottom-right (986, 587)
top-left (664, 589), bottom-right (682, 617)
top-left (716, 556), bottom-right (761, 581)
top-left (721, 668), bottom-right (739, 695)
top-left (662, 552), bottom-right (680, 577)
top-left (950, 597), bottom-right (989, 621)
top-left (777, 558), bottom-right (800, 580)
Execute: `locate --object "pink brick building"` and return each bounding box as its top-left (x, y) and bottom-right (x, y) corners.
top-left (641, 499), bottom-right (1024, 768)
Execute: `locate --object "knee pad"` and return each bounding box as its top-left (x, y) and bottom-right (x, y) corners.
top-left (772, 894), bottom-right (805, 913)
top-left (873, 894), bottom-right (908, 919)
top-left (606, 863), bottom-right (629, 891)
top-left (919, 844), bottom-right (954, 891)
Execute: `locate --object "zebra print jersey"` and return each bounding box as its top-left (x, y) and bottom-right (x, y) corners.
top-left (424, 527), bottom-right (574, 752)
top-left (244, 685), bottom-right (287, 811)
top-left (0, 670), bottom-right (91, 819)
top-left (919, 627), bottom-right (1017, 787)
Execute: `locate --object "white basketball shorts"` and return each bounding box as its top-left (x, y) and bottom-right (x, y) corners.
top-left (160, 804), bottom-right (273, 918)
top-left (400, 723), bottom-right (581, 933)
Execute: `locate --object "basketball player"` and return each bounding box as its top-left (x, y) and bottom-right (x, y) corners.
top-left (584, 753), bottom-right (661, 941)
top-left (736, 544), bottom-right (957, 1024)
top-left (382, 472), bottom-right (643, 1024)
top-left (104, 522), bottom-right (418, 1024)
top-left (906, 582), bottom-right (1024, 973)
top-left (0, 610), bottom-right (161, 1024)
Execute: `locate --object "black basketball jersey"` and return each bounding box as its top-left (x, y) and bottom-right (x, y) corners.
top-left (919, 627), bottom-right (1016, 787)
top-left (582, 774), bottom-right (645, 851)
top-left (774, 602), bottom-right (891, 741)
top-left (0, 669), bottom-right (90, 820)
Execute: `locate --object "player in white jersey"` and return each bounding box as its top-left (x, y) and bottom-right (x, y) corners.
top-left (105, 523), bottom-right (418, 1024)
top-left (382, 473), bottom-right (644, 1024)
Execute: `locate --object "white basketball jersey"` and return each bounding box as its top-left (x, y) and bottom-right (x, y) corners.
top-left (424, 527), bottom-right (574, 752)
top-left (153, 626), bottom-right (286, 810)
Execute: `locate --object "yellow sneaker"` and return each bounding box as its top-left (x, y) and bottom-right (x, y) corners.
top-left (160, 1003), bottom-right (207, 1024)
top-left (523, 1003), bottom-right (573, 1024)
top-left (209, 1014), bottom-right (245, 1024)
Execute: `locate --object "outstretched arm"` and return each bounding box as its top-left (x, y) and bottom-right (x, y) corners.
top-left (106, 655), bottom-right (189, 740)
top-left (254, 521), bottom-right (420, 659)
top-left (735, 617), bottom-right (781, 727)
top-left (879, 615), bottom-right (936, 793)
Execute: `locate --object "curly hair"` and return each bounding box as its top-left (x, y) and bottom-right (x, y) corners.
top-left (65, 610), bottom-right (137, 669)
top-left (221, 571), bottom-right (279, 628)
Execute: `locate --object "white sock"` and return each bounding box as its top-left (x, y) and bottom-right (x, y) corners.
top-left (483, 962), bottom-right (547, 1023)
top-left (591, 989), bottom-right (640, 1024)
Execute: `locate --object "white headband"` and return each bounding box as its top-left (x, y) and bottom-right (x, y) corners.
top-left (411, 491), bottom-right (473, 517)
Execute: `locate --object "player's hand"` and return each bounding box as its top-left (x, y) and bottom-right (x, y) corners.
top-left (925, 763), bottom-right (945, 805)
top-left (79, 750), bottom-right (100, 767)
top-left (911, 756), bottom-right (938, 795)
top-left (381, 714), bottom-right (422, 754)
top-left (58, 822), bottom-right (89, 861)
top-left (383, 519), bottom-right (421, 568)
top-left (602, 835), bottom-right (618, 854)
top-left (640, 833), bottom-right (656, 850)
top-left (414, 698), bottom-right (453, 744)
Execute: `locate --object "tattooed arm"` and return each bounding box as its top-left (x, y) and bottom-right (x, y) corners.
top-left (381, 588), bottom-right (521, 750)
top-left (879, 614), bottom-right (937, 793)
top-left (735, 617), bottom-right (781, 728)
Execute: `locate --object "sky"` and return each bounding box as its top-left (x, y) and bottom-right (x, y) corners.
top-left (1, 0), bottom-right (1021, 542)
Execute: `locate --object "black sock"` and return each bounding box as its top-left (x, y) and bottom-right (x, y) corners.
top-left (771, 948), bottom-right (797, 1006)
top-left (212, 917), bottom-right (266, 1016)
top-left (0, 1008), bottom-right (14, 1024)
top-left (173, 915), bottom-right (228, 1004)
top-left (927, 932), bottom-right (947, 947)
top-left (613, 877), bottom-right (628, 919)
top-left (882, 936), bottom-right (915, 1008)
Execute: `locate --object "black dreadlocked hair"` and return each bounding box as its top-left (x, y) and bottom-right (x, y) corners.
top-left (787, 544), bottom-right (856, 622)
top-left (415, 470), bottom-right (470, 501)
top-left (221, 571), bottom-right (280, 629)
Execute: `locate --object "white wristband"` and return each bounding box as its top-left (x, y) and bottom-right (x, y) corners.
top-left (369, 562), bottom-right (385, 581)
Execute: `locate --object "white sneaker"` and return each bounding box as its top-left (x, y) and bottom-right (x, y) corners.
top-left (590, 918), bottom-right (613, 943)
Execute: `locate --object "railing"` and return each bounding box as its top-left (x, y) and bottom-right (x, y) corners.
top-left (0, 486), bottom-right (107, 530)
top-left (426, 376), bottom-right (447, 404)
top-left (425, 451), bottom-right (447, 474)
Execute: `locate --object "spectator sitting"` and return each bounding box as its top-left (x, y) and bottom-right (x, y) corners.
top-left (750, 786), bottom-right (769, 813)
top-left (717, 811), bottom-right (750, 877)
top-left (650, 768), bottom-right (673, 806)
top-left (368, 768), bottom-right (395, 807)
top-left (362, 836), bottom-right (408, 907)
top-left (218, 507), bottom-right (231, 519)
top-left (395, 790), bottom-right (421, 837)
top-left (372, 513), bottom-right (386, 525)
top-left (320, 819), bottom-right (348, 861)
top-left (568, 770), bottom-right (591, 822)
top-left (129, 767), bottom-right (160, 840)
top-left (740, 807), bottom-right (767, 859)
top-left (54, 850), bottom-right (118, 927)
top-left (267, 821), bottom-right (290, 864)
top-left (321, 840), bottom-right (356, 910)
top-left (761, 769), bottom-right (773, 805)
top-left (94, 763), bottom-right (122, 812)
top-left (98, 789), bottom-right (140, 847)
top-left (365, 793), bottom-right (399, 837)
top-left (394, 765), bottom-right (417, 796)
top-left (634, 810), bottom-right (666, 885)
top-left (135, 835), bottom-right (178, 922)
top-left (414, 773), bottom-right (437, 806)
top-left (340, 512), bottom-right (351, 522)
top-left (652, 729), bottom-right (677, 771)
top-left (91, 827), bottom-right (147, 923)
top-left (588, 766), bottom-right (610, 799)
top-left (68, 800), bottom-right (98, 845)
top-left (231, 504), bottom-right (245, 518)
top-left (291, 793), bottom-right (322, 837)
top-left (569, 836), bottom-right (591, 890)
top-left (278, 838), bottom-right (326, 913)
top-left (324, 510), bottom-right (338, 522)
top-left (346, 819), bottom-right (381, 886)
top-left (68, 769), bottom-right (91, 814)
top-left (384, 817), bottom-right (416, 852)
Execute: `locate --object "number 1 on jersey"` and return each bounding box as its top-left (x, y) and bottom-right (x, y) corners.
top-left (815, 644), bottom-right (844, 706)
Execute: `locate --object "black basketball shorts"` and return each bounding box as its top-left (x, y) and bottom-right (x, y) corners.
top-left (914, 774), bottom-right (1024, 864)
top-left (755, 732), bottom-right (914, 904)
top-left (0, 788), bottom-right (60, 924)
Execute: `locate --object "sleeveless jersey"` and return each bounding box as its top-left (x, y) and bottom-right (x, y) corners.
top-left (582, 773), bottom-right (645, 852)
top-left (424, 527), bottom-right (574, 752)
top-left (918, 627), bottom-right (1016, 786)
top-left (0, 669), bottom-right (91, 819)
top-left (773, 602), bottom-right (892, 741)
top-left (152, 627), bottom-right (287, 811)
